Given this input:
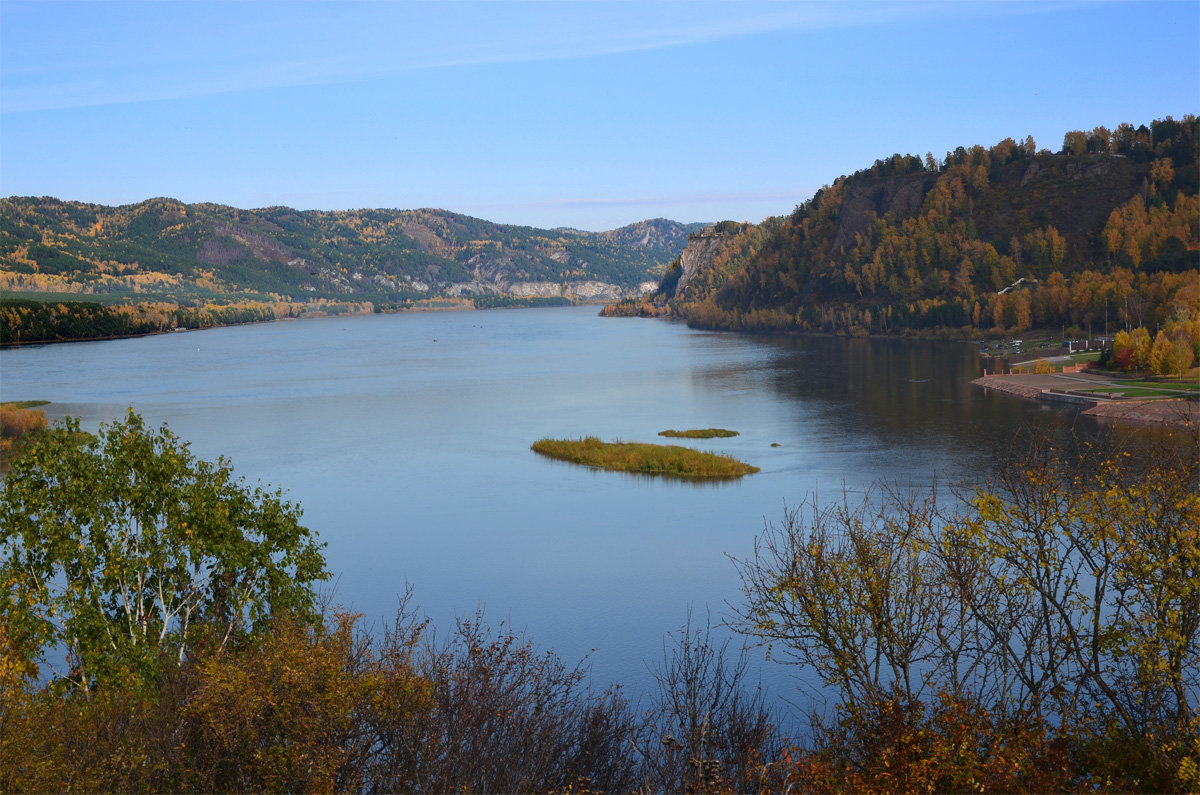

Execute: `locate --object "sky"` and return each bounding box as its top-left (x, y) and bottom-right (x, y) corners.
top-left (1, 1), bottom-right (1197, 231)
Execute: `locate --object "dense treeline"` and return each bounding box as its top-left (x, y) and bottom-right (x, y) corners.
top-left (1103, 315), bottom-right (1200, 378)
top-left (2, 412), bottom-right (1197, 791)
top-left (638, 117), bottom-right (1199, 337)
top-left (0, 297), bottom-right (376, 345)
top-left (685, 267), bottom-right (1199, 338)
top-left (471, 294), bottom-right (572, 309)
top-left (0, 298), bottom-right (171, 344)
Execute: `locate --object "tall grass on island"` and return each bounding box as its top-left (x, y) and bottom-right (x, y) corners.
top-left (659, 428), bottom-right (739, 438)
top-left (531, 436), bottom-right (758, 479)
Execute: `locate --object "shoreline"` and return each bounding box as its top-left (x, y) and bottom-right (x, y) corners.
top-left (972, 373), bottom-right (1198, 429)
top-left (0, 315), bottom-right (292, 348)
top-left (1, 299), bottom-right (617, 349)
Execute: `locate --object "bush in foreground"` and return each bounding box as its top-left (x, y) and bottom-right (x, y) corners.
top-left (4, 412), bottom-right (1197, 792)
top-left (1, 604), bottom-right (775, 793)
top-left (732, 426), bottom-right (1200, 792)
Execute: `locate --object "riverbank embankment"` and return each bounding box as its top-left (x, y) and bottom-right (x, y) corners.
top-left (972, 373), bottom-right (1199, 428)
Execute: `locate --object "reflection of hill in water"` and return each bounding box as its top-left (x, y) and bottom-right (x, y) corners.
top-left (751, 334), bottom-right (1187, 463)
top-left (698, 334), bottom-right (1085, 459)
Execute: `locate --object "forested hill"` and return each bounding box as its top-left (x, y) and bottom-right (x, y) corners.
top-left (0, 199), bottom-right (704, 303)
top-left (623, 117), bottom-right (1198, 337)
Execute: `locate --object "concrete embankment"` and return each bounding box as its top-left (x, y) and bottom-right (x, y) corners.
top-left (1083, 399), bottom-right (1199, 428)
top-left (972, 374), bottom-right (1198, 429)
top-left (971, 375), bottom-right (1044, 402)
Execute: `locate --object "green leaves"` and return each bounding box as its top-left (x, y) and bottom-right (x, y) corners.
top-left (0, 410), bottom-right (327, 692)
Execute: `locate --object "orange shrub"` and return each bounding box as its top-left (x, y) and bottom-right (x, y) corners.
top-left (0, 404), bottom-right (47, 465)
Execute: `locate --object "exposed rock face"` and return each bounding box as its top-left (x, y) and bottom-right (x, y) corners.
top-left (673, 233), bottom-right (728, 302)
top-left (445, 281), bottom-right (499, 296)
top-left (1020, 161), bottom-right (1043, 187)
top-left (831, 173), bottom-right (930, 253)
top-left (398, 216), bottom-right (457, 258)
top-left (506, 280), bottom-right (640, 302)
top-left (1065, 158), bottom-right (1113, 179)
top-left (468, 253), bottom-right (516, 284)
top-left (510, 281), bottom-right (564, 298)
top-left (564, 281), bottom-right (625, 302)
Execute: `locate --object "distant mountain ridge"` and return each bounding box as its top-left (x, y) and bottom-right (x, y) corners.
top-left (0, 198), bottom-right (706, 303)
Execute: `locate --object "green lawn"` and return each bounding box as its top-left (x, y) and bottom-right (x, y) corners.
top-left (1068, 379), bottom-right (1199, 399)
top-left (1115, 379), bottom-right (1199, 391)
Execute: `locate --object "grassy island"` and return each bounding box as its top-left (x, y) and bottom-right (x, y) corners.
top-left (658, 428), bottom-right (739, 439)
top-left (531, 437), bottom-right (758, 479)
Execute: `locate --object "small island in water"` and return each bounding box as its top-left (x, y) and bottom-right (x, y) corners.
top-left (658, 428), bottom-right (739, 438)
top-left (531, 436), bottom-right (758, 479)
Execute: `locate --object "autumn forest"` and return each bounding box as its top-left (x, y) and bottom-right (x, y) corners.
top-left (614, 117), bottom-right (1198, 348)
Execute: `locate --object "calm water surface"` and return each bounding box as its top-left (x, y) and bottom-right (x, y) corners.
top-left (0, 306), bottom-right (1089, 699)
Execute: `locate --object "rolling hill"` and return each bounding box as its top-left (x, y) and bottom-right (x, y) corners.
top-left (0, 198), bottom-right (705, 304)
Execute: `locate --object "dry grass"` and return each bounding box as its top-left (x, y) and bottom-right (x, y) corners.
top-left (531, 437), bottom-right (758, 480)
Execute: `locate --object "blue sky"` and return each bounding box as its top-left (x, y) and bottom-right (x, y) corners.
top-left (2, 1), bottom-right (1197, 231)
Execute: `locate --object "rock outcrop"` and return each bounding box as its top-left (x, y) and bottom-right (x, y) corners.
top-left (673, 229), bottom-right (729, 302)
top-left (831, 173), bottom-right (931, 253)
top-left (564, 281), bottom-right (626, 302)
top-left (506, 280), bottom-right (640, 302)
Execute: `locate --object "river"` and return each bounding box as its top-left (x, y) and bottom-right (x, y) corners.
top-left (0, 305), bottom-right (1092, 701)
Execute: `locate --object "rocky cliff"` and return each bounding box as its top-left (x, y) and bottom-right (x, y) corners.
top-left (830, 173), bottom-right (932, 253)
top-left (672, 229), bottom-right (732, 302)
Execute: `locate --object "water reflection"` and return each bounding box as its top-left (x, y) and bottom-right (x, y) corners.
top-left (0, 307), bottom-right (1176, 703)
top-left (740, 334), bottom-right (1092, 463)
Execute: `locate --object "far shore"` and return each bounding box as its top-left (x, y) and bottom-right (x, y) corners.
top-left (0, 298), bottom-right (623, 348)
top-left (0, 315), bottom-right (299, 349)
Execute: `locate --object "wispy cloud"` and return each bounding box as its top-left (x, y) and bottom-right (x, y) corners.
top-left (1, 0), bottom-right (1062, 112)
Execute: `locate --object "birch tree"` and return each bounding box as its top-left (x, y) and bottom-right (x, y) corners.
top-left (0, 410), bottom-right (327, 693)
